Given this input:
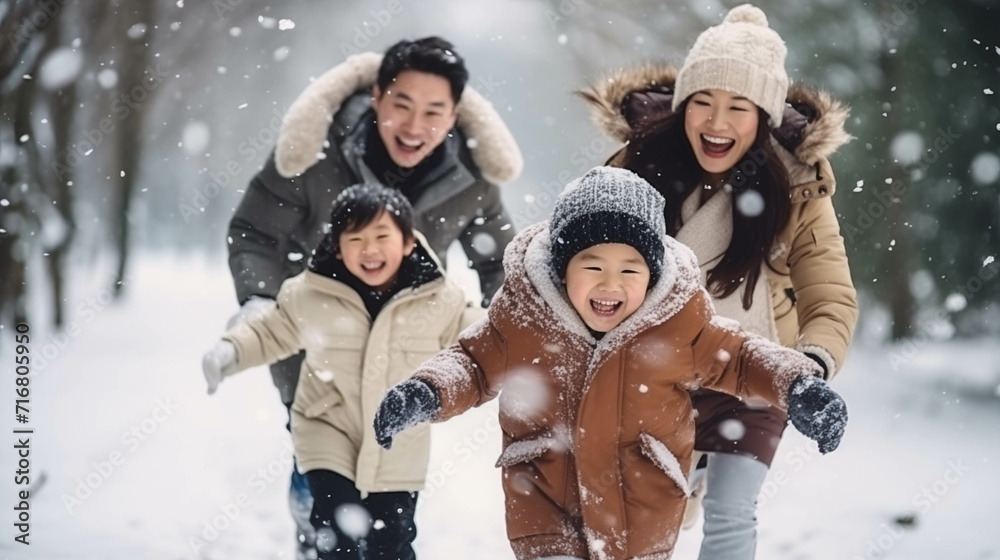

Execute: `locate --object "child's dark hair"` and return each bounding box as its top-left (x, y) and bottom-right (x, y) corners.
top-left (377, 36), bottom-right (468, 104)
top-left (311, 183), bottom-right (415, 265)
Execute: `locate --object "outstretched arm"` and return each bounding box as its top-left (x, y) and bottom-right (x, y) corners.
top-left (221, 279), bottom-right (304, 372)
top-left (690, 294), bottom-right (847, 453)
top-left (374, 316), bottom-right (507, 448)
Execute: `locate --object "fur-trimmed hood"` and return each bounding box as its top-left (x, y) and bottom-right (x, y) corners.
top-left (578, 63), bottom-right (852, 195)
top-left (497, 221), bottom-right (704, 368)
top-left (275, 52), bottom-right (523, 184)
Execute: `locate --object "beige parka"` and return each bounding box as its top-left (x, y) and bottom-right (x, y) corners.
top-left (223, 240), bottom-right (481, 493)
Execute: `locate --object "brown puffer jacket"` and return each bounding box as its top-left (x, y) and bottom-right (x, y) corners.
top-left (409, 222), bottom-right (822, 560)
top-left (578, 63), bottom-right (858, 378)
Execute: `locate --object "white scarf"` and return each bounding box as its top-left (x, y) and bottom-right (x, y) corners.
top-left (675, 187), bottom-right (779, 342)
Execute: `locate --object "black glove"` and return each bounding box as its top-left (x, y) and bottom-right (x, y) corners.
top-left (374, 379), bottom-right (442, 450)
top-left (786, 375), bottom-right (847, 454)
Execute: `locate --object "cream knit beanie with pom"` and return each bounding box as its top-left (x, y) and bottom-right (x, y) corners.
top-left (672, 4), bottom-right (789, 127)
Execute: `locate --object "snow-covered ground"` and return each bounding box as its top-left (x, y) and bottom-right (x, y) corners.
top-left (2, 252), bottom-right (998, 559)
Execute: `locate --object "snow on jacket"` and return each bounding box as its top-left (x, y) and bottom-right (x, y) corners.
top-left (408, 222), bottom-right (822, 560)
top-left (222, 237), bottom-right (482, 493)
top-left (579, 63), bottom-right (857, 377)
top-left (228, 52), bottom-right (523, 307)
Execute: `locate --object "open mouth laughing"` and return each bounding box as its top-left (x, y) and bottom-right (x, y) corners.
top-left (590, 298), bottom-right (624, 317)
top-left (700, 133), bottom-right (736, 159)
top-left (360, 261), bottom-right (386, 275)
top-left (395, 135), bottom-right (425, 155)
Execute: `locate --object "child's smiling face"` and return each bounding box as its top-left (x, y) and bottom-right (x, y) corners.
top-left (564, 243), bottom-right (651, 333)
top-left (338, 211), bottom-right (415, 291)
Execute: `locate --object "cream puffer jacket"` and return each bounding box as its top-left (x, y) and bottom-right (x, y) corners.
top-left (223, 243), bottom-right (481, 493)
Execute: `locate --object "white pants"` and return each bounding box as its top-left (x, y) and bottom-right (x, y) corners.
top-left (698, 453), bottom-right (770, 560)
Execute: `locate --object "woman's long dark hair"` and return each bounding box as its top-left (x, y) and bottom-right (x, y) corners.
top-left (620, 99), bottom-right (792, 310)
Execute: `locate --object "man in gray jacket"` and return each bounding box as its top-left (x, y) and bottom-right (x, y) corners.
top-left (225, 37), bottom-right (522, 558)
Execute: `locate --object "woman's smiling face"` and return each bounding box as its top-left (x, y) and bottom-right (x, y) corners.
top-left (684, 89), bottom-right (760, 178)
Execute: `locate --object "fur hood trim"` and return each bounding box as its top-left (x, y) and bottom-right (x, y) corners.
top-left (275, 52), bottom-right (523, 184)
top-left (497, 222), bottom-right (704, 371)
top-left (578, 62), bottom-right (852, 169)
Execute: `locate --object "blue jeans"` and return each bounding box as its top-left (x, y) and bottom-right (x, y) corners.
top-left (698, 453), bottom-right (769, 560)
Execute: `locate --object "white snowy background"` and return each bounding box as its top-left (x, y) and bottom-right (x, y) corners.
top-left (1, 0), bottom-right (999, 559)
top-left (1, 247), bottom-right (998, 559)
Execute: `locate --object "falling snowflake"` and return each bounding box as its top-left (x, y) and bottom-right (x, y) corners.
top-left (97, 68), bottom-right (118, 89)
top-left (127, 23), bottom-right (147, 40)
top-left (39, 48), bottom-right (83, 90)
top-left (889, 131), bottom-right (924, 166)
top-left (970, 152), bottom-right (1000, 185)
top-left (719, 419), bottom-right (746, 440)
top-left (335, 504), bottom-right (371, 540)
top-left (944, 293), bottom-right (967, 312)
top-left (736, 190), bottom-right (764, 217)
top-left (181, 122), bottom-right (210, 155)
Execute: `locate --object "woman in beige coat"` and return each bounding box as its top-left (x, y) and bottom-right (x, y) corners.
top-left (579, 5), bottom-right (858, 559)
top-left (202, 183), bottom-right (479, 560)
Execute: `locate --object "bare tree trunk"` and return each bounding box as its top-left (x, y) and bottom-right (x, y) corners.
top-left (0, 0), bottom-right (44, 82)
top-left (878, 1), bottom-right (916, 340)
top-left (41, 8), bottom-right (77, 327)
top-left (109, 1), bottom-right (156, 297)
top-left (0, 65), bottom-right (41, 339)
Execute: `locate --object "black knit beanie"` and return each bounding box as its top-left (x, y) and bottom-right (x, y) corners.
top-left (549, 166), bottom-right (667, 286)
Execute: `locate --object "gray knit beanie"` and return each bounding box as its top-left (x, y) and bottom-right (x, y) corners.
top-left (672, 4), bottom-right (789, 127)
top-left (549, 166), bottom-right (667, 286)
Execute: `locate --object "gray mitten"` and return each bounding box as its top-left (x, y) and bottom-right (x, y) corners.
top-left (374, 380), bottom-right (441, 449)
top-left (786, 374), bottom-right (847, 454)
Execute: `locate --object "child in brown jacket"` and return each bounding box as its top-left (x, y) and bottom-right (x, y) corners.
top-left (373, 166), bottom-right (847, 560)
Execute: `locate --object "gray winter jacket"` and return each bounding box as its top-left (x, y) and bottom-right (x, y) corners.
top-left (228, 53), bottom-right (523, 306)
